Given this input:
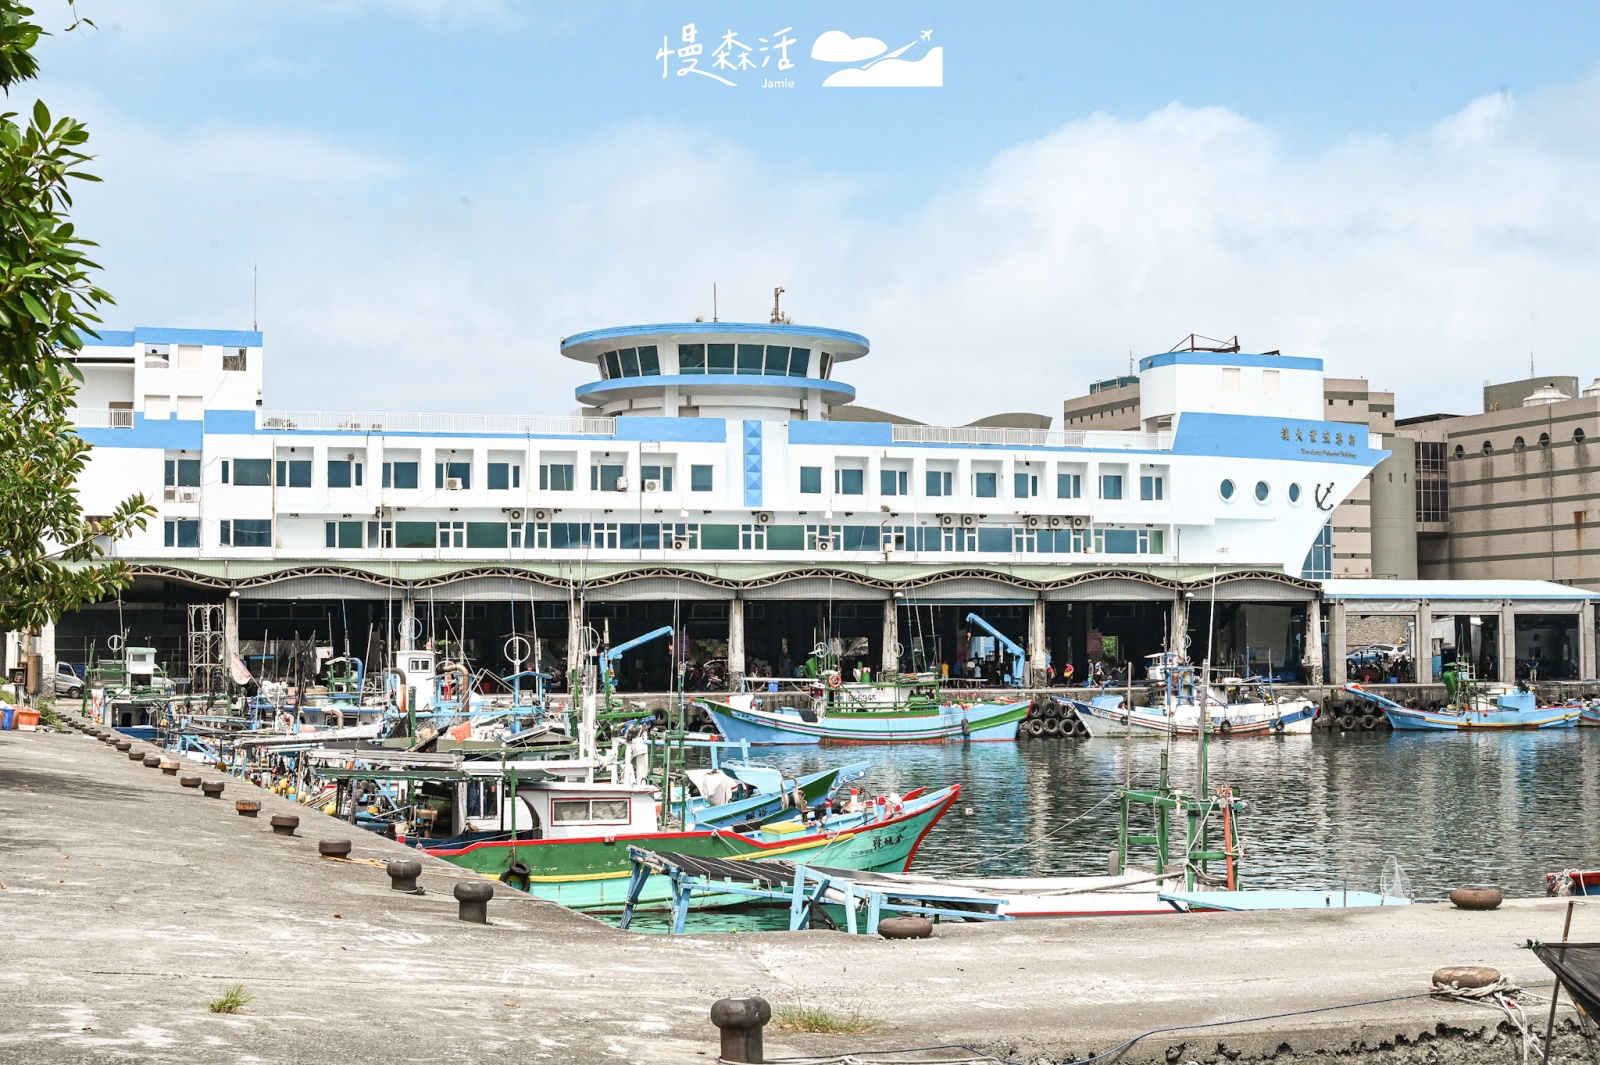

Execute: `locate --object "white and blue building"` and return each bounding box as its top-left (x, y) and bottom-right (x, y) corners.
top-left (57, 321), bottom-right (1389, 691)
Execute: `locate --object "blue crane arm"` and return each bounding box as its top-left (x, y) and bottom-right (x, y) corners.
top-left (964, 612), bottom-right (1025, 660)
top-left (601, 625), bottom-right (676, 681)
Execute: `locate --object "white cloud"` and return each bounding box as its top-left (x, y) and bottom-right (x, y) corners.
top-left (823, 47), bottom-right (943, 88)
top-left (810, 30), bottom-right (887, 63)
top-left (49, 64), bottom-right (1600, 423)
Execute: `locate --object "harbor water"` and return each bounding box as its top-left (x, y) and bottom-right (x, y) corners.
top-left (611, 729), bottom-right (1600, 931)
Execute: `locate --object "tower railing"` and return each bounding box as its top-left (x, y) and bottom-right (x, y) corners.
top-left (891, 424), bottom-right (1172, 450)
top-left (255, 410), bottom-right (617, 436)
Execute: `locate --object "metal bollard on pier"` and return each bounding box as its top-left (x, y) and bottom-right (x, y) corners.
top-left (387, 858), bottom-right (423, 893)
top-left (453, 880), bottom-right (494, 923)
top-left (710, 997), bottom-right (771, 1064)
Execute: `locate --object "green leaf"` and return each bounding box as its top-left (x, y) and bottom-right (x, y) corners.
top-left (19, 290), bottom-right (48, 321)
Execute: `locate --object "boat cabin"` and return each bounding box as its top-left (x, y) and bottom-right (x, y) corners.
top-left (388, 770), bottom-right (658, 843)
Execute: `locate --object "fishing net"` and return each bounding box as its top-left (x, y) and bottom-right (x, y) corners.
top-left (1530, 942), bottom-right (1600, 1020)
top-left (1380, 857), bottom-right (1413, 901)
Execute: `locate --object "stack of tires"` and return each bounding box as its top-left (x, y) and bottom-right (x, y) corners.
top-left (1020, 695), bottom-right (1091, 739)
top-left (1319, 695), bottom-right (1393, 732)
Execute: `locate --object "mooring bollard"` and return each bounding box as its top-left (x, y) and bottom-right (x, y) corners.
top-left (179, 774), bottom-right (202, 789)
top-left (142, 754), bottom-right (162, 768)
top-left (114, 740), bottom-right (132, 752)
top-left (127, 749), bottom-right (145, 761)
top-left (160, 759), bottom-right (180, 775)
top-left (236, 800), bottom-right (261, 818)
top-left (319, 839), bottom-right (352, 858)
top-left (453, 880), bottom-right (494, 923)
top-left (387, 858), bottom-right (423, 893)
top-left (270, 814), bottom-right (299, 837)
top-left (201, 780), bottom-right (226, 798)
top-left (711, 998), bottom-right (770, 1064)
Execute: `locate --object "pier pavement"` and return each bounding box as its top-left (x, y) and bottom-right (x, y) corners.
top-left (0, 724), bottom-right (1590, 1065)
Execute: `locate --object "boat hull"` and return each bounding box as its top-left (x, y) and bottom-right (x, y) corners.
top-left (1072, 697), bottom-right (1315, 737)
top-left (1382, 705), bottom-right (1580, 730)
top-left (425, 786), bottom-right (959, 912)
top-left (702, 699), bottom-right (1026, 745)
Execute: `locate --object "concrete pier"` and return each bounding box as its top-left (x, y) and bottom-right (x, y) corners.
top-left (0, 723), bottom-right (1591, 1064)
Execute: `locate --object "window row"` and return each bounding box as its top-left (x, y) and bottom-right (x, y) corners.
top-left (675, 343), bottom-right (819, 378)
top-left (1218, 478), bottom-right (1304, 504)
top-left (799, 466), bottom-right (1162, 502)
top-left (194, 519), bottom-right (1166, 556)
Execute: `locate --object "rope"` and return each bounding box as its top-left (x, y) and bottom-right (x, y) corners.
top-left (938, 790), bottom-right (1118, 873)
top-left (740, 1046), bottom-right (1025, 1065)
top-left (1431, 978), bottom-right (1540, 1065)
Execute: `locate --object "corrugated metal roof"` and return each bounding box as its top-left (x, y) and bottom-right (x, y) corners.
top-left (1321, 579), bottom-right (1600, 601)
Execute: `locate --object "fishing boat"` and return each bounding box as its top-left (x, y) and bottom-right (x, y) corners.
top-left (1581, 702), bottom-right (1600, 727)
top-left (1066, 667), bottom-right (1315, 738)
top-left (1343, 683), bottom-right (1579, 730)
top-left (1547, 869), bottom-right (1600, 896)
top-left (427, 782), bottom-right (961, 911)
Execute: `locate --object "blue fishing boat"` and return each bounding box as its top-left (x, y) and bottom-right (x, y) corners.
top-left (685, 761), bottom-right (870, 827)
top-left (1343, 683), bottom-right (1579, 730)
top-left (700, 691), bottom-right (1026, 746)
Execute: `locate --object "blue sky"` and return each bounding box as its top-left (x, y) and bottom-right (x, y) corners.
top-left (33, 1), bottom-right (1600, 419)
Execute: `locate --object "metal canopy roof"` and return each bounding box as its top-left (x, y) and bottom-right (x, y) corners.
top-left (1320, 579), bottom-right (1600, 601)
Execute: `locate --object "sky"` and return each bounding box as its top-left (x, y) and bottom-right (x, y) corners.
top-left (30, 1), bottom-right (1600, 422)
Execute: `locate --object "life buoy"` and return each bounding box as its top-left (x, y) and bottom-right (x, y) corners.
top-left (277, 712), bottom-right (295, 733)
top-left (826, 673), bottom-right (843, 690)
top-left (1272, 717), bottom-right (1286, 733)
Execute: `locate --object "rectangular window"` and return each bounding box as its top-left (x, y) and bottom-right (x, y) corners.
top-left (602, 351), bottom-right (621, 379)
top-left (467, 522), bottom-right (508, 549)
top-left (799, 466), bottom-right (822, 494)
top-left (637, 345), bottom-right (660, 375)
top-left (620, 523), bottom-right (661, 550)
top-left (977, 527), bottom-right (1013, 552)
top-left (736, 343), bottom-right (764, 375)
top-left (540, 463), bottom-right (575, 491)
top-left (144, 394), bottom-right (169, 420)
top-left (550, 522), bottom-right (590, 549)
top-left (163, 519), bottom-right (199, 548)
top-left (324, 521), bottom-right (363, 548)
top-left (384, 461), bottom-right (419, 490)
top-left (640, 465), bottom-right (673, 491)
top-left (835, 468), bottom-right (864, 495)
top-left (276, 459), bottom-right (311, 488)
top-left (509, 521), bottom-right (524, 549)
top-left (691, 465), bottom-right (713, 492)
top-left (767, 524), bottom-right (804, 550)
top-left (435, 461), bottom-right (471, 489)
top-left (740, 524), bottom-right (765, 550)
top-left (551, 798), bottom-right (631, 824)
top-left (231, 458), bottom-right (272, 486)
top-left (176, 395), bottom-right (203, 421)
top-left (224, 518), bottom-right (271, 547)
top-left (841, 525), bottom-right (879, 551)
top-left (487, 462), bottom-right (515, 490)
top-left (707, 343), bottom-right (735, 373)
top-left (438, 521), bottom-right (465, 548)
top-left (701, 523), bottom-right (739, 549)
top-left (619, 347), bottom-right (640, 377)
top-left (1263, 369), bottom-right (1280, 395)
top-left (1057, 473), bottom-right (1081, 499)
top-left (806, 524), bottom-right (841, 550)
top-left (974, 471), bottom-right (998, 498)
top-left (1013, 472), bottom-right (1037, 498)
top-left (1102, 528), bottom-right (1139, 554)
top-left (591, 523), bottom-right (620, 549)
top-left (328, 460), bottom-right (353, 488)
top-left (221, 459), bottom-right (229, 484)
top-left (926, 470), bottom-right (953, 497)
top-left (764, 345), bottom-right (789, 374)
top-left (394, 521), bottom-right (436, 548)
top-left (678, 343), bottom-right (705, 373)
top-left (662, 522), bottom-right (699, 549)
top-left (880, 469), bottom-right (908, 496)
top-left (1222, 367), bottom-right (1241, 393)
top-left (222, 349), bottom-right (247, 371)
top-left (1099, 474), bottom-right (1124, 500)
top-left (590, 464), bottom-right (624, 491)
top-left (164, 458), bottom-right (201, 487)
top-left (1140, 475), bottom-right (1164, 501)
top-left (788, 347), bottom-right (810, 377)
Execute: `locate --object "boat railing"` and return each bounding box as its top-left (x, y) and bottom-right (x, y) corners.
top-left (891, 424), bottom-right (1173, 451)
top-left (255, 409), bottom-right (617, 437)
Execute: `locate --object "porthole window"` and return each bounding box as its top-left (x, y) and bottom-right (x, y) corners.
top-left (1576, 428), bottom-right (1587, 444)
top-left (1454, 444), bottom-right (1465, 458)
top-left (1540, 432), bottom-right (1550, 449)
top-left (1513, 436), bottom-right (1525, 452)
top-left (1482, 440), bottom-right (1493, 455)
top-left (1219, 478), bottom-right (1235, 501)
top-left (1254, 480), bottom-right (1271, 502)
top-left (1288, 483), bottom-right (1302, 504)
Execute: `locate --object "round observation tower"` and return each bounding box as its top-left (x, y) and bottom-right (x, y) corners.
top-left (560, 322), bottom-right (868, 421)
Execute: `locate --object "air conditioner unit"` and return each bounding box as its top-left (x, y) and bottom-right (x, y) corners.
top-left (753, 511), bottom-right (774, 525)
top-left (181, 487), bottom-right (199, 502)
top-left (938, 514), bottom-right (957, 528)
top-left (163, 486), bottom-right (178, 502)
top-left (444, 477), bottom-right (463, 490)
top-left (642, 479), bottom-right (661, 493)
top-left (531, 508), bottom-right (551, 522)
top-left (959, 514), bottom-right (978, 529)
top-left (671, 537), bottom-right (690, 550)
top-left (1069, 515), bottom-right (1089, 530)
top-left (377, 505), bottom-right (393, 519)
top-left (509, 509), bottom-right (524, 521)
top-left (614, 476), bottom-right (630, 492)
top-left (1023, 515), bottom-right (1043, 530)
top-left (815, 539), bottom-right (834, 552)
top-left (1047, 515), bottom-right (1065, 530)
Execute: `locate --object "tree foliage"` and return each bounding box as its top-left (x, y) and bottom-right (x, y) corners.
top-left (0, 1), bottom-right (152, 630)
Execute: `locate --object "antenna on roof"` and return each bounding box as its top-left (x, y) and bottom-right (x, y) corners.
top-left (771, 286), bottom-right (790, 325)
top-left (251, 199), bottom-right (259, 331)
top-left (712, 282), bottom-right (718, 323)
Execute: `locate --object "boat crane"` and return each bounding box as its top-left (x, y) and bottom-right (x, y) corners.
top-left (599, 625), bottom-right (675, 690)
top-left (964, 612), bottom-right (1026, 688)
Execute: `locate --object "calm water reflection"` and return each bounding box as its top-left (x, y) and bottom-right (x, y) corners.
top-left (757, 730), bottom-right (1600, 898)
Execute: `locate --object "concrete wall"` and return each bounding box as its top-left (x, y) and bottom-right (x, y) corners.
top-left (1369, 437), bottom-right (1419, 580)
